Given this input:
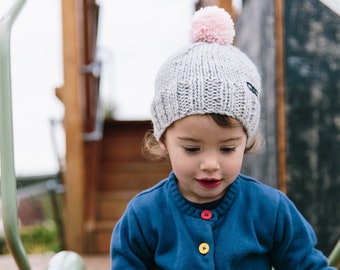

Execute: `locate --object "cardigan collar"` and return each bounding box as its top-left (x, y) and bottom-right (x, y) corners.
top-left (168, 172), bottom-right (239, 218)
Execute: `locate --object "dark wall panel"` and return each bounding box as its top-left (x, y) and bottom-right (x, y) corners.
top-left (284, 0), bottom-right (340, 254)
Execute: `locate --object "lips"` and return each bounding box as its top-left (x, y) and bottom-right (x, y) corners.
top-left (197, 179), bottom-right (222, 188)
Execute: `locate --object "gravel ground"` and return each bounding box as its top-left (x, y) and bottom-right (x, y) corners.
top-left (0, 253), bottom-right (110, 270)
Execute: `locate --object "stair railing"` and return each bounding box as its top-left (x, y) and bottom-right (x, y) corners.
top-left (0, 1), bottom-right (30, 269)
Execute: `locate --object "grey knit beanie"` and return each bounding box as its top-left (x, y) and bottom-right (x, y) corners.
top-left (151, 6), bottom-right (261, 144)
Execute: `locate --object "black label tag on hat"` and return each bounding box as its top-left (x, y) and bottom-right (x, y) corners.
top-left (246, 82), bottom-right (258, 97)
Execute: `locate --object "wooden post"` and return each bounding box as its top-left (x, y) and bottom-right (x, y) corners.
top-left (195, 0), bottom-right (233, 16)
top-left (218, 0), bottom-right (233, 17)
top-left (60, 0), bottom-right (86, 253)
top-left (275, 0), bottom-right (287, 193)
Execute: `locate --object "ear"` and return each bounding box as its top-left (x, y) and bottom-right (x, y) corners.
top-left (159, 138), bottom-right (167, 150)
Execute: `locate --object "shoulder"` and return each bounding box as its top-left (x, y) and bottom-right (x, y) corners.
top-left (236, 174), bottom-right (313, 231)
top-left (235, 174), bottom-right (296, 217)
top-left (114, 175), bottom-right (173, 238)
top-left (237, 173), bottom-right (282, 200)
top-left (126, 175), bottom-right (172, 213)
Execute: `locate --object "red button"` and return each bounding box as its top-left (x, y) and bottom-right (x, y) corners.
top-left (201, 210), bottom-right (213, 220)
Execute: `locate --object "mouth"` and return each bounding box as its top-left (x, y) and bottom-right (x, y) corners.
top-left (197, 178), bottom-right (222, 188)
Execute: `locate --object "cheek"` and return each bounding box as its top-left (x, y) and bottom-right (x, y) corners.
top-left (228, 162), bottom-right (242, 175)
top-left (223, 153), bottom-right (244, 174)
top-left (168, 152), bottom-right (194, 174)
top-left (169, 153), bottom-right (187, 169)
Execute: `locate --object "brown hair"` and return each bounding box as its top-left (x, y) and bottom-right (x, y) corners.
top-left (142, 114), bottom-right (263, 161)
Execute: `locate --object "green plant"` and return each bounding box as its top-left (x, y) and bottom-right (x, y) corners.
top-left (0, 221), bottom-right (61, 254)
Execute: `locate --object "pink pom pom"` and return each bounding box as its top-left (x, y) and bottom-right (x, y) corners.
top-left (191, 6), bottom-right (235, 45)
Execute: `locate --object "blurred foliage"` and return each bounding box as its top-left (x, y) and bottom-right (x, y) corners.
top-left (20, 221), bottom-right (61, 253)
top-left (0, 221), bottom-right (61, 254)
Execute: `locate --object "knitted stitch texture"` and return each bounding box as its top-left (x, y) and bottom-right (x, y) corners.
top-left (151, 7), bottom-right (261, 144)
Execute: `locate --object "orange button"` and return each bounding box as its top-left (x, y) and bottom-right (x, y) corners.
top-left (199, 243), bottom-right (210, 255)
top-left (201, 210), bottom-right (213, 220)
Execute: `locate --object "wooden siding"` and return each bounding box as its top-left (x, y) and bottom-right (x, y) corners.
top-left (89, 120), bottom-right (171, 253)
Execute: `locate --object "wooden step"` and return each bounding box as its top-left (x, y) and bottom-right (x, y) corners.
top-left (85, 220), bottom-right (117, 254)
top-left (96, 190), bottom-right (140, 220)
top-left (99, 162), bottom-right (171, 190)
top-left (87, 120), bottom-right (173, 253)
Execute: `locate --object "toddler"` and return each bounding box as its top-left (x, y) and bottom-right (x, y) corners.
top-left (110, 6), bottom-right (334, 269)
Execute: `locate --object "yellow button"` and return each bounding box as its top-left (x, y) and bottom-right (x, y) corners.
top-left (198, 243), bottom-right (209, 255)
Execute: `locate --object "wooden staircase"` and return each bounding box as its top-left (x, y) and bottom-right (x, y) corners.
top-left (87, 120), bottom-right (171, 253)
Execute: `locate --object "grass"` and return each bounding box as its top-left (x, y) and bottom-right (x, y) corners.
top-left (19, 221), bottom-right (61, 253)
top-left (0, 190), bottom-right (63, 255)
top-left (0, 220), bottom-right (61, 254)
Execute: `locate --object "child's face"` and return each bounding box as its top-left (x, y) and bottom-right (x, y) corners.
top-left (161, 114), bottom-right (247, 204)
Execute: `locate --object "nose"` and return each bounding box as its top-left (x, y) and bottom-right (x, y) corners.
top-left (199, 154), bottom-right (220, 172)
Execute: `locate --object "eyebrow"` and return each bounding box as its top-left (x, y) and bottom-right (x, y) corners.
top-left (177, 136), bottom-right (243, 143)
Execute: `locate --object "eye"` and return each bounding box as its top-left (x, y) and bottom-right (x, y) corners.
top-left (183, 146), bottom-right (200, 153)
top-left (220, 146), bottom-right (236, 153)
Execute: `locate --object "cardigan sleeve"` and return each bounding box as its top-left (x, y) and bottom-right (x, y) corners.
top-left (270, 192), bottom-right (335, 269)
top-left (110, 203), bottom-right (154, 270)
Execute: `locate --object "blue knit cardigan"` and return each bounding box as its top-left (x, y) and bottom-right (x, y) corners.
top-left (110, 172), bottom-right (334, 269)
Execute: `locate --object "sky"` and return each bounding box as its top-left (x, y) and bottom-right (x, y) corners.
top-left (1, 0), bottom-right (64, 176)
top-left (0, 0), bottom-right (195, 176)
